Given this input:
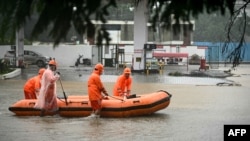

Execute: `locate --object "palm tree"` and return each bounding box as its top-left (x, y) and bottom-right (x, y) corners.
top-left (1, 0), bottom-right (248, 67)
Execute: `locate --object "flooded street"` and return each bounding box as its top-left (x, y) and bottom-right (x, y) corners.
top-left (0, 65), bottom-right (250, 141)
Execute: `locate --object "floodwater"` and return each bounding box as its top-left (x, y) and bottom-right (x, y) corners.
top-left (18, 65), bottom-right (232, 85)
top-left (1, 65), bottom-right (250, 141)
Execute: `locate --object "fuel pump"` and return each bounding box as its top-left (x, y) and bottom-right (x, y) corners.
top-left (144, 44), bottom-right (156, 75)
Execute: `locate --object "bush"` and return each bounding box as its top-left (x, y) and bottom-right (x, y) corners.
top-left (189, 54), bottom-right (201, 65)
top-left (0, 59), bottom-right (13, 74)
top-left (168, 71), bottom-right (183, 76)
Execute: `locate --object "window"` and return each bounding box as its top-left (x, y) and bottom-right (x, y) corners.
top-left (121, 24), bottom-right (134, 41)
top-left (29, 51), bottom-right (36, 56)
top-left (176, 46), bottom-right (180, 53)
top-left (136, 57), bottom-right (141, 62)
top-left (105, 45), bottom-right (109, 54)
top-left (24, 51), bottom-right (28, 55)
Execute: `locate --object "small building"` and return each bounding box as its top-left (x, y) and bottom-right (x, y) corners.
top-left (194, 42), bottom-right (250, 68)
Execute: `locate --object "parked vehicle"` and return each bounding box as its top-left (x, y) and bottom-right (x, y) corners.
top-left (74, 54), bottom-right (91, 67)
top-left (82, 58), bottom-right (91, 65)
top-left (4, 50), bottom-right (50, 67)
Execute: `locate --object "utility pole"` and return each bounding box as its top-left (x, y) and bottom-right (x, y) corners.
top-left (16, 26), bottom-right (24, 67)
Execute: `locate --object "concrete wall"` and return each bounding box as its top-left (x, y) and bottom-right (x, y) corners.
top-left (0, 44), bottom-right (94, 67)
top-left (1, 43), bottom-right (207, 67)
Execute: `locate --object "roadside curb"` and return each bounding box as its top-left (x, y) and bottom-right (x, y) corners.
top-left (1, 68), bottom-right (21, 80)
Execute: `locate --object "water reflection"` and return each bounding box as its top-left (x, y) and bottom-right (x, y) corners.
top-left (61, 74), bottom-right (229, 85)
top-left (1, 75), bottom-right (250, 141)
top-left (16, 66), bottom-right (230, 85)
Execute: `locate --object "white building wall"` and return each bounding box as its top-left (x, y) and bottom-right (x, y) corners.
top-left (164, 46), bottom-right (171, 52)
top-left (186, 46), bottom-right (205, 58)
top-left (122, 45), bottom-right (134, 64)
top-left (0, 44), bottom-right (93, 67)
top-left (1, 43), bottom-right (206, 68)
top-left (109, 31), bottom-right (121, 44)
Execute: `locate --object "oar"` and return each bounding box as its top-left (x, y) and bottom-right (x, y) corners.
top-left (108, 95), bottom-right (125, 102)
top-left (58, 77), bottom-right (68, 105)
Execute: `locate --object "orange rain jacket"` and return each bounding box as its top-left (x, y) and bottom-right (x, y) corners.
top-left (113, 74), bottom-right (132, 96)
top-left (88, 70), bottom-right (107, 101)
top-left (23, 74), bottom-right (43, 99)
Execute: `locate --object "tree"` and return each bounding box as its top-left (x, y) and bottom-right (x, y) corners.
top-left (222, 0), bottom-right (250, 67)
top-left (0, 0), bottom-right (117, 46)
top-left (193, 12), bottom-right (233, 42)
top-left (193, 11), bottom-right (250, 42)
top-left (0, 0), bottom-right (247, 67)
top-left (146, 0), bottom-right (235, 32)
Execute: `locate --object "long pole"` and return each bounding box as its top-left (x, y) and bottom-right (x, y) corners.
top-left (108, 95), bottom-right (124, 102)
top-left (59, 78), bottom-right (68, 105)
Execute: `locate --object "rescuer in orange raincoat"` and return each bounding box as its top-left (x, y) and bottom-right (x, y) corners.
top-left (113, 67), bottom-right (132, 97)
top-left (23, 68), bottom-right (46, 99)
top-left (34, 59), bottom-right (60, 116)
top-left (87, 63), bottom-right (108, 118)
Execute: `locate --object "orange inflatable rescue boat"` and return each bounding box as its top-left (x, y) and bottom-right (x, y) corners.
top-left (9, 90), bottom-right (172, 118)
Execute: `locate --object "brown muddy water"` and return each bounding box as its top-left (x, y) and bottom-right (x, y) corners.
top-left (0, 66), bottom-right (250, 141)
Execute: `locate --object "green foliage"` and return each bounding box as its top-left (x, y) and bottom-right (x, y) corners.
top-left (0, 0), bottom-right (117, 47)
top-left (0, 0), bottom-right (245, 67)
top-left (193, 12), bottom-right (230, 42)
top-left (190, 54), bottom-right (200, 60)
top-left (147, 0), bottom-right (236, 33)
top-left (0, 59), bottom-right (13, 74)
top-left (189, 54), bottom-right (201, 65)
top-left (193, 11), bottom-right (250, 42)
top-left (168, 71), bottom-right (183, 76)
top-left (0, 0), bottom-right (237, 47)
